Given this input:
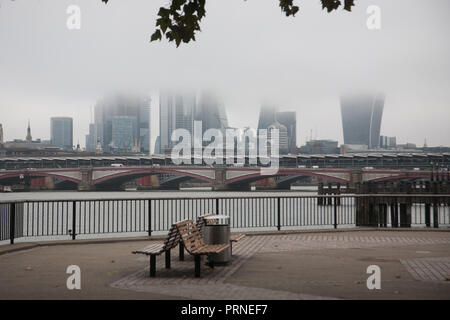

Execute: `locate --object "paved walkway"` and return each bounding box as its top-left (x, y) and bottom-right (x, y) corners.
top-left (1, 230), bottom-right (450, 299)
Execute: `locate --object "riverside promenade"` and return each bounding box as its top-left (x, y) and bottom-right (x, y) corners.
top-left (1, 229), bottom-right (450, 300)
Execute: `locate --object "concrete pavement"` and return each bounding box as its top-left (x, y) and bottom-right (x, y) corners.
top-left (0, 230), bottom-right (449, 300)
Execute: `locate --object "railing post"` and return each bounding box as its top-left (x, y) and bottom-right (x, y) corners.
top-left (72, 201), bottom-right (76, 240)
top-left (333, 196), bottom-right (338, 229)
top-left (277, 197), bottom-right (281, 231)
top-left (148, 199), bottom-right (152, 236)
top-left (10, 202), bottom-right (15, 245)
top-left (216, 198), bottom-right (219, 215)
top-left (433, 197), bottom-right (439, 228)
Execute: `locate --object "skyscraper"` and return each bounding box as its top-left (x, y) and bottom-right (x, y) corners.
top-left (51, 117), bottom-right (73, 150)
top-left (195, 91), bottom-right (228, 134)
top-left (159, 91), bottom-right (196, 154)
top-left (0, 124), bottom-right (3, 145)
top-left (92, 94), bottom-right (151, 153)
top-left (257, 105), bottom-right (297, 154)
top-left (340, 93), bottom-right (385, 149)
top-left (85, 123), bottom-right (96, 152)
top-left (257, 104), bottom-right (278, 131)
top-left (111, 116), bottom-right (138, 151)
top-left (276, 111), bottom-right (297, 154)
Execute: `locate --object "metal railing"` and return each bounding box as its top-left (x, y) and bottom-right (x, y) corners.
top-left (1, 194), bottom-right (449, 244)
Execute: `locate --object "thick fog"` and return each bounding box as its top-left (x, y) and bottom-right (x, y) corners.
top-left (0, 0), bottom-right (449, 149)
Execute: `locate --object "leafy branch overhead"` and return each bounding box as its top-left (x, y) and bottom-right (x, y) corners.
top-left (101, 0), bottom-right (356, 47)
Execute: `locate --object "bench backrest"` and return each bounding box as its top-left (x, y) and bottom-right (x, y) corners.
top-left (162, 224), bottom-right (181, 251)
top-left (175, 220), bottom-right (205, 254)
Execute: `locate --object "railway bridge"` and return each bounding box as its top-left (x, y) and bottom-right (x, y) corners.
top-left (0, 165), bottom-right (435, 191)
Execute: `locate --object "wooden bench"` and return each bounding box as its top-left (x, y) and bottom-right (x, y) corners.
top-left (196, 213), bottom-right (245, 254)
top-left (132, 224), bottom-right (183, 277)
top-left (175, 219), bottom-right (229, 277)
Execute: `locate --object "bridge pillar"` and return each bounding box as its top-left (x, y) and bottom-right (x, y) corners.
top-left (77, 167), bottom-right (95, 191)
top-left (349, 169), bottom-right (363, 189)
top-left (212, 167), bottom-right (229, 191)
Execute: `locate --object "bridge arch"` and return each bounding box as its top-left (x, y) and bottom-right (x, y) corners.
top-left (92, 167), bottom-right (215, 187)
top-left (225, 169), bottom-right (350, 186)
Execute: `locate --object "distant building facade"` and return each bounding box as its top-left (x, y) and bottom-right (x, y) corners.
top-left (299, 139), bottom-right (339, 154)
top-left (276, 111), bottom-right (297, 154)
top-left (88, 94), bottom-right (151, 153)
top-left (195, 91), bottom-right (228, 134)
top-left (268, 121), bottom-right (288, 155)
top-left (159, 91), bottom-right (196, 154)
top-left (257, 104), bottom-right (297, 155)
top-left (85, 123), bottom-right (96, 152)
top-left (380, 135), bottom-right (397, 149)
top-left (51, 117), bottom-right (73, 150)
top-left (111, 116), bottom-right (138, 151)
top-left (340, 93), bottom-right (385, 149)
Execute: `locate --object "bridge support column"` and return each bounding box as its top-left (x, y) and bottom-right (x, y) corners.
top-left (212, 167), bottom-right (230, 191)
top-left (77, 167), bottom-right (95, 191)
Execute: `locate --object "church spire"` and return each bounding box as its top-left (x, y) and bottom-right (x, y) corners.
top-left (26, 120), bottom-right (32, 142)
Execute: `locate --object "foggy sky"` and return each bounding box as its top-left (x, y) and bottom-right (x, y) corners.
top-left (0, 0), bottom-right (449, 150)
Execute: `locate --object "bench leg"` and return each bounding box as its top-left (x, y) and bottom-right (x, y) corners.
top-left (194, 255), bottom-right (201, 278)
top-left (165, 250), bottom-right (171, 269)
top-left (179, 242), bottom-right (184, 261)
top-left (150, 255), bottom-right (156, 277)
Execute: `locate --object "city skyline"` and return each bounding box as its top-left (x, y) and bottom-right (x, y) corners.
top-left (1, 89), bottom-right (447, 155)
top-left (1, 1), bottom-right (450, 149)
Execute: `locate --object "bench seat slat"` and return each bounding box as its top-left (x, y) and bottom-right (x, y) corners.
top-left (132, 243), bottom-right (165, 255)
top-left (230, 234), bottom-right (245, 242)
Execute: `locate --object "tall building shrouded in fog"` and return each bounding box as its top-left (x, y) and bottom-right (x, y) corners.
top-left (257, 105), bottom-right (297, 154)
top-left (159, 91), bottom-right (196, 154)
top-left (195, 91), bottom-right (228, 134)
top-left (257, 104), bottom-right (278, 131)
top-left (89, 94), bottom-right (151, 153)
top-left (51, 117), bottom-right (73, 150)
top-left (340, 93), bottom-right (385, 149)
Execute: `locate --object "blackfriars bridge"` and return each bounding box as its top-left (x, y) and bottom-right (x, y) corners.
top-left (0, 165), bottom-right (438, 191)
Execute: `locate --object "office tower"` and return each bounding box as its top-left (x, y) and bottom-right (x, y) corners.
top-left (276, 111), bottom-right (297, 154)
top-left (257, 105), bottom-right (297, 154)
top-left (154, 135), bottom-right (161, 154)
top-left (93, 93), bottom-right (151, 153)
top-left (85, 123), bottom-right (96, 152)
top-left (51, 117), bottom-right (73, 150)
top-left (159, 91), bottom-right (196, 154)
top-left (0, 124), bottom-right (3, 145)
top-left (195, 91), bottom-right (228, 134)
top-left (268, 121), bottom-right (289, 154)
top-left (340, 93), bottom-right (385, 149)
top-left (111, 116), bottom-right (138, 151)
top-left (257, 104), bottom-right (278, 131)
top-left (380, 135), bottom-right (397, 149)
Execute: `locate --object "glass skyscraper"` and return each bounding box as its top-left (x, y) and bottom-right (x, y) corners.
top-left (340, 93), bottom-right (385, 149)
top-left (159, 91), bottom-right (196, 154)
top-left (111, 116), bottom-right (138, 151)
top-left (90, 94), bottom-right (151, 153)
top-left (50, 117), bottom-right (73, 150)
